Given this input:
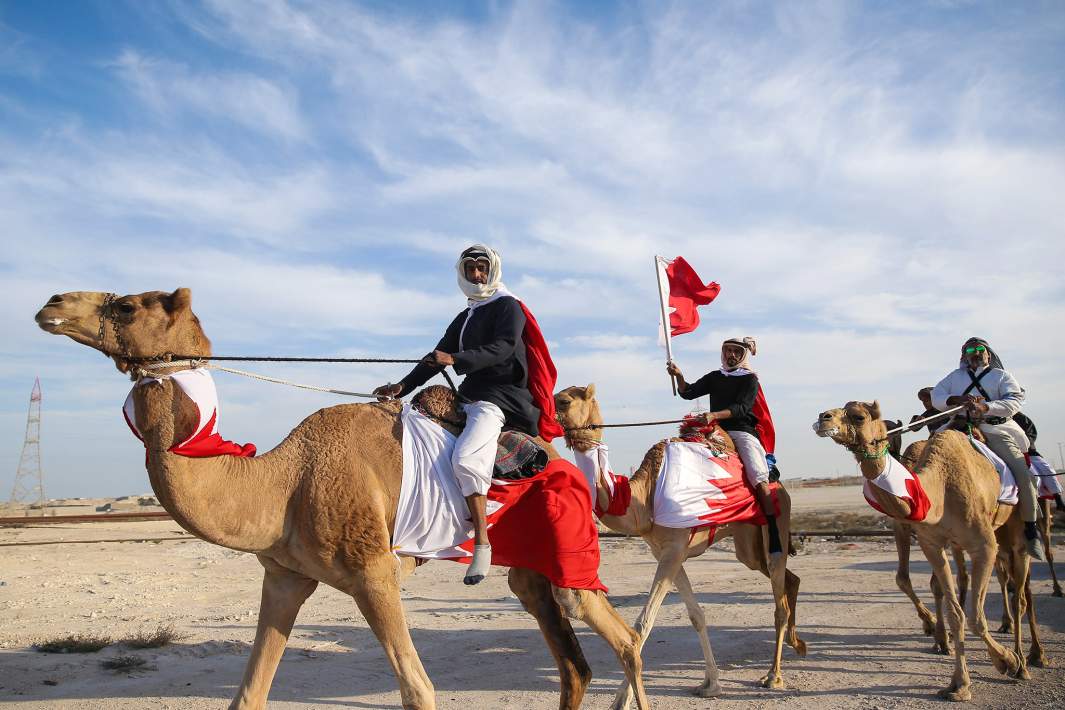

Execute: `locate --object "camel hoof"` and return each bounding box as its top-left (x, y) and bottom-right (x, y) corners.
top-left (607, 693), bottom-right (633, 710)
top-left (994, 650), bottom-right (1022, 676)
top-left (996, 622), bottom-right (1012, 634)
top-left (932, 640), bottom-right (952, 655)
top-left (1027, 651), bottom-right (1050, 669)
top-left (1012, 665), bottom-right (1031, 681)
top-left (937, 686), bottom-right (972, 702)
top-left (759, 672), bottom-right (785, 690)
top-left (790, 638), bottom-right (808, 657)
top-left (1052, 587), bottom-right (1063, 598)
top-left (922, 619), bottom-right (936, 636)
top-left (693, 681), bottom-right (722, 698)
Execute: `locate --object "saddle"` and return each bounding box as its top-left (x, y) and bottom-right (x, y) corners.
top-left (412, 385), bottom-right (548, 480)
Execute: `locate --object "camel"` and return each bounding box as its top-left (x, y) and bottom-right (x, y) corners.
top-left (815, 400), bottom-right (1047, 701)
top-left (555, 384), bottom-right (805, 710)
top-left (884, 420), bottom-right (969, 654)
top-left (996, 497), bottom-right (1063, 634)
top-left (35, 289), bottom-right (649, 710)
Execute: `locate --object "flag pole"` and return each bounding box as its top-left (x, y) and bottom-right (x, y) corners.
top-left (654, 255), bottom-right (677, 396)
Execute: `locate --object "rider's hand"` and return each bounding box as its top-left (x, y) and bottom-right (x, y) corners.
top-left (422, 350), bottom-right (455, 368)
top-left (666, 361), bottom-right (682, 377)
top-left (373, 383), bottom-right (403, 402)
top-left (966, 396), bottom-right (990, 415)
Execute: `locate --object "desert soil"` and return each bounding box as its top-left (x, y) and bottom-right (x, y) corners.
top-left (1, 484), bottom-right (1063, 709)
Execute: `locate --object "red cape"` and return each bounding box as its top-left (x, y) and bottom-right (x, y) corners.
top-left (517, 302), bottom-right (564, 441)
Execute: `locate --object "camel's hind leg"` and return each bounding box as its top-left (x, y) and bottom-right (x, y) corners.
top-left (784, 569), bottom-right (807, 656)
top-left (231, 559), bottom-right (319, 710)
top-left (929, 573), bottom-right (952, 655)
top-left (1021, 567), bottom-right (1049, 667)
top-left (553, 586), bottom-right (649, 710)
top-left (894, 521), bottom-right (936, 635)
top-left (350, 557), bottom-right (435, 710)
top-left (953, 545), bottom-right (969, 609)
top-left (994, 555), bottom-right (1015, 634)
top-left (508, 568), bottom-right (592, 710)
top-left (672, 565), bottom-right (721, 697)
top-left (964, 542), bottom-right (1022, 681)
top-left (1040, 498), bottom-right (1063, 597)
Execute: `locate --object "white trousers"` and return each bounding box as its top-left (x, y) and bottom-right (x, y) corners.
top-left (730, 430), bottom-right (771, 487)
top-left (453, 401), bottom-right (505, 497)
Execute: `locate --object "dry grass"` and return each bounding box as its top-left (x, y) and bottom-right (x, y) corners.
top-left (100, 655), bottom-right (148, 671)
top-left (35, 633), bottom-right (112, 654)
top-left (121, 623), bottom-right (185, 649)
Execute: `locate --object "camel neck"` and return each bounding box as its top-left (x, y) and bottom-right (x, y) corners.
top-left (132, 379), bottom-right (295, 553)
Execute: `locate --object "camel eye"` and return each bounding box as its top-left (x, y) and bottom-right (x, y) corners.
top-left (117, 302), bottom-right (135, 315)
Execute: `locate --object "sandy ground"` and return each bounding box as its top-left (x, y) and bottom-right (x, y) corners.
top-left (2, 485), bottom-right (1064, 709)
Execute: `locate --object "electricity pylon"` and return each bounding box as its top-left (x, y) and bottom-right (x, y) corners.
top-left (9, 378), bottom-right (45, 515)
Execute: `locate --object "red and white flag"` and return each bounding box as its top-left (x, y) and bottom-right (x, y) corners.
top-left (656, 256), bottom-right (721, 338)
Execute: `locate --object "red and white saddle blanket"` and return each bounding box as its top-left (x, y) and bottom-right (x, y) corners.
top-left (862, 454), bottom-right (933, 521)
top-left (1033, 454), bottom-right (1063, 499)
top-left (395, 404), bottom-right (606, 591)
top-left (571, 443), bottom-right (631, 517)
top-left (123, 369), bottom-right (256, 459)
top-left (652, 441), bottom-right (777, 530)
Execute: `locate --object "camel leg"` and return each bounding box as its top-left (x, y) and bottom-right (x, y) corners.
top-left (918, 540), bottom-right (972, 701)
top-left (608, 539), bottom-right (687, 710)
top-left (784, 569), bottom-right (807, 656)
top-left (1022, 567), bottom-right (1049, 668)
top-left (508, 568), bottom-right (592, 710)
top-left (995, 556), bottom-right (1015, 634)
top-left (1005, 543), bottom-right (1031, 680)
top-left (350, 558), bottom-right (435, 710)
top-left (230, 560), bottom-right (319, 710)
top-left (929, 573), bottom-right (951, 655)
top-left (672, 565), bottom-right (721, 697)
top-left (759, 523), bottom-right (791, 691)
top-left (894, 522), bottom-right (936, 635)
top-left (965, 543), bottom-right (1022, 681)
top-left (553, 586), bottom-right (648, 710)
top-left (1040, 499), bottom-right (1063, 597)
top-left (953, 546), bottom-right (969, 609)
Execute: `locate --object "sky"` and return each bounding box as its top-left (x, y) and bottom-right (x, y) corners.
top-left (2, 0), bottom-right (1064, 500)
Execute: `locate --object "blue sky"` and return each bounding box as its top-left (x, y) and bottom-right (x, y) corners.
top-left (2, 0), bottom-right (1064, 499)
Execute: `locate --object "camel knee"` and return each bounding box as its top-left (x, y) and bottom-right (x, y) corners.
top-left (551, 587), bottom-right (585, 620)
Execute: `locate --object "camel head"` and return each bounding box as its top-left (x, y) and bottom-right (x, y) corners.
top-left (35, 289), bottom-right (211, 375)
top-left (813, 400), bottom-right (889, 456)
top-left (554, 384), bottom-right (602, 450)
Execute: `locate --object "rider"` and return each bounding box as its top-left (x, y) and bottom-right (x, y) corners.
top-left (373, 245), bottom-right (542, 585)
top-left (908, 386), bottom-right (940, 436)
top-left (931, 337), bottom-right (1044, 560)
top-left (666, 337), bottom-right (782, 559)
top-left (1013, 412), bottom-right (1065, 513)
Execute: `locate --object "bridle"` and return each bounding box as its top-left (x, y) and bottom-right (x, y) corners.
top-left (96, 293), bottom-right (175, 379)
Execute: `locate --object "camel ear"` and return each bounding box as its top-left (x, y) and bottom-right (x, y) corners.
top-left (868, 400), bottom-right (881, 420)
top-left (585, 383), bottom-right (596, 399)
top-left (167, 288), bottom-right (192, 314)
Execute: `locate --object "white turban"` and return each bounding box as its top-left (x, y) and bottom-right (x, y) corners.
top-left (456, 244), bottom-right (504, 302)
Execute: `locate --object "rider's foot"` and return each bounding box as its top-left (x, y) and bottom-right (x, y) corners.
top-left (464, 544), bottom-right (492, 585)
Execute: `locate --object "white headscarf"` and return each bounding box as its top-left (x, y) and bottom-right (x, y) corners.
top-left (456, 244), bottom-right (504, 302)
top-left (720, 336), bottom-right (757, 376)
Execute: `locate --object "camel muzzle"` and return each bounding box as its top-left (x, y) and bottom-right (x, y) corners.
top-left (813, 413), bottom-right (839, 438)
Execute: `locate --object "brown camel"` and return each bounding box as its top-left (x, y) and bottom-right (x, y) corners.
top-left (35, 289), bottom-right (649, 710)
top-left (815, 400), bottom-right (1046, 701)
top-left (884, 420), bottom-right (969, 653)
top-left (555, 384), bottom-right (805, 710)
top-left (996, 497), bottom-right (1063, 634)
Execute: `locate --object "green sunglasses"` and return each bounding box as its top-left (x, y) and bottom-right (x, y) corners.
top-left (964, 345), bottom-right (987, 355)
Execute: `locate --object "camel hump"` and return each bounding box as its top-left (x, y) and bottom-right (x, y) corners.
top-left (412, 385), bottom-right (465, 428)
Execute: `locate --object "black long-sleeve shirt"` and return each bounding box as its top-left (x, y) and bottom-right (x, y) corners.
top-left (399, 296), bottom-right (539, 435)
top-left (678, 370), bottom-right (759, 437)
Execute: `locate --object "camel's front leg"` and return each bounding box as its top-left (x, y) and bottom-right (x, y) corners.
top-left (1004, 543), bottom-right (1032, 679)
top-left (994, 556), bottom-right (1014, 634)
top-left (965, 543), bottom-right (1022, 680)
top-left (1022, 566), bottom-right (1049, 667)
top-left (672, 565), bottom-right (721, 697)
top-left (952, 545), bottom-right (969, 609)
top-left (929, 573), bottom-right (951, 654)
top-left (230, 559), bottom-right (319, 710)
top-left (760, 525), bottom-right (791, 690)
top-left (894, 522), bottom-right (935, 635)
top-left (351, 557), bottom-right (435, 710)
top-left (609, 537), bottom-right (687, 710)
top-left (918, 539), bottom-right (971, 701)
top-left (508, 568), bottom-right (592, 710)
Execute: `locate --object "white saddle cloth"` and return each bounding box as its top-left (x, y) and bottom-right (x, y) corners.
top-left (572, 443), bottom-right (616, 508)
top-left (652, 441), bottom-right (731, 529)
top-left (392, 403), bottom-right (501, 559)
top-left (967, 438), bottom-right (1019, 505)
